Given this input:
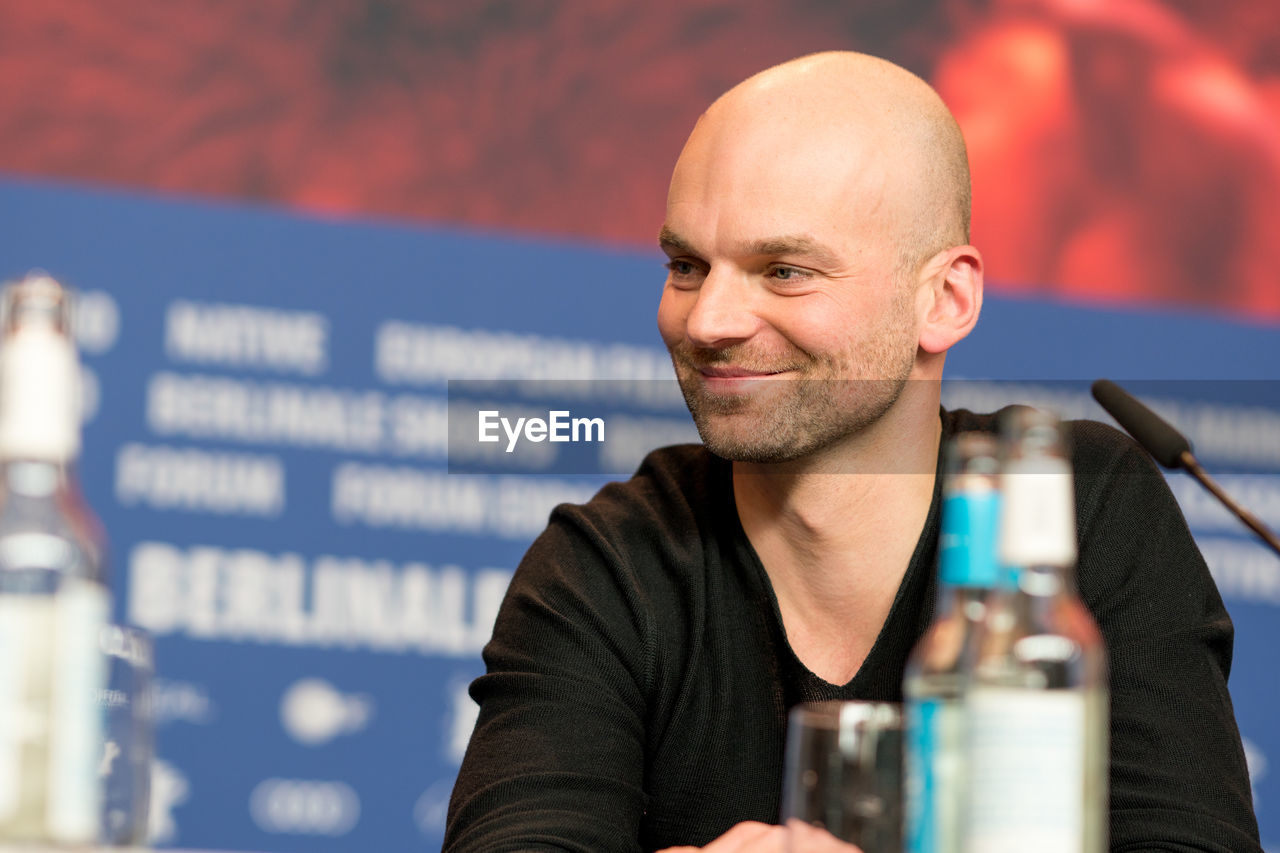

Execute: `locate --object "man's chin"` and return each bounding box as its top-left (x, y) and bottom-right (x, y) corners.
top-left (692, 415), bottom-right (808, 464)
top-left (699, 435), bottom-right (809, 464)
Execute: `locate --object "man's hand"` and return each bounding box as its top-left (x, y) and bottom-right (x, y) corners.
top-left (656, 820), bottom-right (863, 852)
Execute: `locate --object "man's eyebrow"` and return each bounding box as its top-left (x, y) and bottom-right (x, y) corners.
top-left (747, 235), bottom-right (840, 266)
top-left (657, 226), bottom-right (694, 256)
top-left (658, 229), bottom-right (841, 267)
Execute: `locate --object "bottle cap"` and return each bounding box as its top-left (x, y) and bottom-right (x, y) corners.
top-left (0, 275), bottom-right (82, 461)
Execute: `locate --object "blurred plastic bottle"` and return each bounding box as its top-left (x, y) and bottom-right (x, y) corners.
top-left (966, 408), bottom-right (1107, 853)
top-left (0, 273), bottom-right (109, 843)
top-left (904, 432), bottom-right (1005, 853)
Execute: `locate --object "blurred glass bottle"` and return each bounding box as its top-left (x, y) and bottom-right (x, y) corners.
top-left (904, 432), bottom-right (1004, 853)
top-left (0, 273), bottom-right (109, 844)
top-left (966, 408), bottom-right (1107, 853)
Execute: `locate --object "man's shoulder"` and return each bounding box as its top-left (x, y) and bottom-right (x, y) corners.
top-left (543, 442), bottom-right (726, 552)
top-left (510, 443), bottom-right (730, 629)
top-left (584, 442), bottom-right (720, 509)
top-left (947, 404), bottom-right (1158, 502)
top-left (946, 405), bottom-right (1142, 462)
top-left (624, 442), bottom-right (723, 499)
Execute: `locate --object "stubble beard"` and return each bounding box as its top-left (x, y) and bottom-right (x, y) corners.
top-left (670, 306), bottom-right (918, 464)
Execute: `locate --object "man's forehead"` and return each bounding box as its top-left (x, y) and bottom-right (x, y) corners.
top-left (669, 107), bottom-right (897, 223)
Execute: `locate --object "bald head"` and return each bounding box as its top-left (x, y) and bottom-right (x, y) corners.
top-left (672, 51), bottom-right (971, 274)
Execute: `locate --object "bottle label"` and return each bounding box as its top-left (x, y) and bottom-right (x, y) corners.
top-left (48, 579), bottom-right (109, 842)
top-left (999, 457), bottom-right (1076, 568)
top-left (905, 697), bottom-right (964, 853)
top-left (0, 596), bottom-right (52, 823)
top-left (966, 688), bottom-right (1089, 853)
top-left (939, 493), bottom-right (1001, 588)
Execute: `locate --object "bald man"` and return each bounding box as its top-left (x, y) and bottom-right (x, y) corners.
top-left (444, 53), bottom-right (1259, 852)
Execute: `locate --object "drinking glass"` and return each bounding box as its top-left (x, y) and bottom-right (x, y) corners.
top-left (97, 624), bottom-right (153, 847)
top-left (781, 700), bottom-right (904, 853)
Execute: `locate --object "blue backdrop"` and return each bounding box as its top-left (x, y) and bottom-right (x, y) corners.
top-left (2, 176), bottom-right (1277, 851)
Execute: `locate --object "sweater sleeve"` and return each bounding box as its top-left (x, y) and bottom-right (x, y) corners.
top-left (443, 499), bottom-right (654, 853)
top-left (1071, 421), bottom-right (1262, 853)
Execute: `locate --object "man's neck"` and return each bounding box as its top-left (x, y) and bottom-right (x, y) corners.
top-left (732, 398), bottom-right (942, 684)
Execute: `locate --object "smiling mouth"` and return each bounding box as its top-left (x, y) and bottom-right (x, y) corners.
top-left (691, 365), bottom-right (797, 396)
top-left (698, 366), bottom-right (788, 379)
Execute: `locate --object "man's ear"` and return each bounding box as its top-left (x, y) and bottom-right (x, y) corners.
top-left (916, 244), bottom-right (983, 354)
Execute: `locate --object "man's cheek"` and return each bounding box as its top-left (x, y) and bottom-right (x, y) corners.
top-left (656, 292), bottom-right (690, 348)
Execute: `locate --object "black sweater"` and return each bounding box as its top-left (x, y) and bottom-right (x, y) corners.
top-left (445, 409), bottom-right (1261, 852)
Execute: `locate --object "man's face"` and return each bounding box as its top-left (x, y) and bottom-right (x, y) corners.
top-left (656, 121), bottom-right (923, 464)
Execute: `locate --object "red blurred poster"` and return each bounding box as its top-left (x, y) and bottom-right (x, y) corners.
top-left (1, 0), bottom-right (1277, 315)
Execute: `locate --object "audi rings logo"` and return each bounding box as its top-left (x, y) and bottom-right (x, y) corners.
top-left (249, 779), bottom-right (360, 836)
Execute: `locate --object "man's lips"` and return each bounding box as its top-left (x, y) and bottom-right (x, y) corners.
top-left (690, 365), bottom-right (796, 394)
top-left (697, 365), bottom-right (787, 379)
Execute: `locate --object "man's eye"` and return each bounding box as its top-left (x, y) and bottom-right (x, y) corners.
top-left (768, 266), bottom-right (806, 282)
top-left (665, 260), bottom-right (698, 276)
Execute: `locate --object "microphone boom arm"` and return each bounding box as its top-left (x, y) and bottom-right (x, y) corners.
top-left (1091, 379), bottom-right (1280, 560)
top-left (1177, 450), bottom-right (1280, 559)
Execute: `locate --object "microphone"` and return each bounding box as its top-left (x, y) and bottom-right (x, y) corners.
top-left (1091, 379), bottom-right (1280, 559)
top-left (1090, 379), bottom-right (1191, 469)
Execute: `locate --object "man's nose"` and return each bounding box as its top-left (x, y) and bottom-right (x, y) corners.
top-left (682, 270), bottom-right (761, 348)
